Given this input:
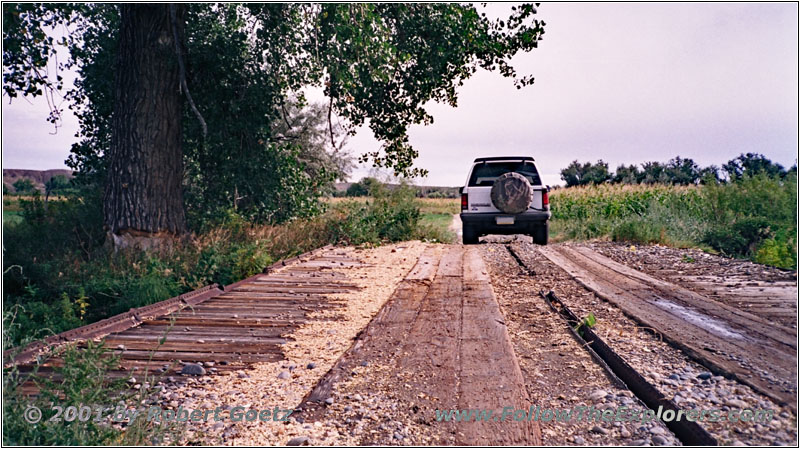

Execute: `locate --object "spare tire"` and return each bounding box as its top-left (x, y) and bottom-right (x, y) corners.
top-left (491, 172), bottom-right (532, 214)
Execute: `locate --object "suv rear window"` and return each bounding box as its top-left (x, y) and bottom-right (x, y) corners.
top-left (468, 161), bottom-right (541, 187)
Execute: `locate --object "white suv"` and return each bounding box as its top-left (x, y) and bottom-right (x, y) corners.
top-left (459, 156), bottom-right (551, 245)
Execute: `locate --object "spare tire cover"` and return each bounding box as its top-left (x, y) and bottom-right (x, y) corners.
top-left (490, 172), bottom-right (532, 214)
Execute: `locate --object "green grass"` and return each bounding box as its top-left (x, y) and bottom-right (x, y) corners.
top-left (2, 185), bottom-right (450, 347)
top-left (419, 212), bottom-right (457, 243)
top-left (3, 196), bottom-right (24, 224)
top-left (3, 209), bottom-right (23, 225)
top-left (549, 174), bottom-right (797, 269)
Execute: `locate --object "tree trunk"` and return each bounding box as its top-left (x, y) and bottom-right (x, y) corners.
top-left (104, 4), bottom-right (186, 250)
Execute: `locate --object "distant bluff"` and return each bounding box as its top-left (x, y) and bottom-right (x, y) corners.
top-left (3, 169), bottom-right (74, 193)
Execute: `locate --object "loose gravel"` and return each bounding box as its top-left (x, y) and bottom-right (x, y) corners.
top-left (148, 242), bottom-right (427, 445)
top-left (508, 240), bottom-right (797, 446)
top-left (479, 240), bottom-right (678, 446)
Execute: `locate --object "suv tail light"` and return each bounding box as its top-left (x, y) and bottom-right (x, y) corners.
top-left (542, 191), bottom-right (549, 206)
top-left (461, 193), bottom-right (468, 211)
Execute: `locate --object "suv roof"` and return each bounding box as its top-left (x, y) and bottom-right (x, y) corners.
top-left (473, 156), bottom-right (534, 162)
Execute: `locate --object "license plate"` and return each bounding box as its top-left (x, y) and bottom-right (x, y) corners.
top-left (496, 216), bottom-right (515, 225)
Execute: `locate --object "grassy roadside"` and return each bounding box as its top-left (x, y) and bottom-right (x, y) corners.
top-left (416, 198), bottom-right (459, 244)
top-left (549, 173), bottom-right (797, 269)
top-left (2, 187), bottom-right (451, 348)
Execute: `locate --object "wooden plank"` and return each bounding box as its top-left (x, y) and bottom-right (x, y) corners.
top-left (574, 246), bottom-right (797, 343)
top-left (229, 286), bottom-right (352, 294)
top-left (405, 246), bottom-right (442, 282)
top-left (116, 350), bottom-right (281, 363)
top-left (146, 317), bottom-right (311, 324)
top-left (297, 247), bottom-right (442, 414)
top-left (128, 324), bottom-right (293, 336)
top-left (436, 245), bottom-right (464, 277)
top-left (103, 335), bottom-right (287, 346)
top-left (463, 246), bottom-right (490, 282)
top-left (540, 245), bottom-right (797, 409)
top-left (458, 281), bottom-right (540, 444)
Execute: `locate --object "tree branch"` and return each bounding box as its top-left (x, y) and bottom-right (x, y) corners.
top-left (169, 4), bottom-right (207, 139)
top-left (328, 95), bottom-right (336, 148)
top-left (279, 97), bottom-right (294, 129)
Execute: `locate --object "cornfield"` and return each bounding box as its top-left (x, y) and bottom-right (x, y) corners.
top-left (550, 183), bottom-right (704, 221)
top-left (548, 174), bottom-right (797, 269)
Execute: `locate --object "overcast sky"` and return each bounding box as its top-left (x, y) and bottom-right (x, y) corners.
top-left (2, 2), bottom-right (798, 186)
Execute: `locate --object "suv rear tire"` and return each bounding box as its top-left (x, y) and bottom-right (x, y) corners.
top-left (462, 225), bottom-right (479, 245)
top-left (531, 222), bottom-right (548, 245)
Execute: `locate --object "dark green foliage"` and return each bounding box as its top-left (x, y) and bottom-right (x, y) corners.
top-left (700, 172), bottom-right (796, 268)
top-left (702, 217), bottom-right (772, 257)
top-left (698, 165), bottom-right (723, 184)
top-left (612, 164), bottom-right (643, 184)
top-left (306, 3), bottom-right (546, 177)
top-left (44, 174), bottom-right (70, 193)
top-left (641, 161), bottom-right (668, 184)
top-left (560, 160), bottom-right (611, 187)
top-left (346, 182), bottom-right (369, 197)
top-left (663, 157), bottom-right (700, 185)
top-left (2, 4), bottom-right (76, 100)
top-left (12, 178), bottom-right (36, 193)
top-left (192, 240), bottom-right (273, 288)
top-left (570, 154), bottom-right (788, 187)
top-left (327, 184), bottom-right (422, 245)
top-left (6, 3), bottom-right (546, 185)
top-left (723, 152), bottom-right (786, 180)
top-left (5, 188), bottom-right (105, 267)
top-left (345, 177), bottom-right (383, 197)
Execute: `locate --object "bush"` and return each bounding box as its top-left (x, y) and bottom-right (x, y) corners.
top-left (702, 217), bottom-right (772, 258)
top-left (755, 238), bottom-right (796, 270)
top-left (324, 184), bottom-right (421, 245)
top-left (12, 178), bottom-right (37, 194)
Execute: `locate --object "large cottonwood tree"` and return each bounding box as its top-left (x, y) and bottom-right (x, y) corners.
top-left (3, 3), bottom-right (547, 248)
top-left (104, 4), bottom-right (187, 248)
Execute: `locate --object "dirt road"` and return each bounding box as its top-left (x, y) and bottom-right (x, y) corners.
top-left (277, 239), bottom-right (796, 446)
top-left (297, 245), bottom-right (541, 445)
top-left (15, 239), bottom-right (797, 446)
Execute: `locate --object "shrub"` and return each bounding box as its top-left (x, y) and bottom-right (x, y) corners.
top-left (755, 238), bottom-right (796, 270)
top-left (324, 183), bottom-right (422, 245)
top-left (12, 178), bottom-right (37, 194)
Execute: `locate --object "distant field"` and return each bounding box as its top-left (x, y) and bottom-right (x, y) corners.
top-left (416, 197), bottom-right (460, 215)
top-left (3, 196), bottom-right (23, 224)
top-left (3, 195), bottom-right (71, 225)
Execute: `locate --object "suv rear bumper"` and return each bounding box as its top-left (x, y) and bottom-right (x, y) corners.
top-left (460, 211), bottom-right (550, 235)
